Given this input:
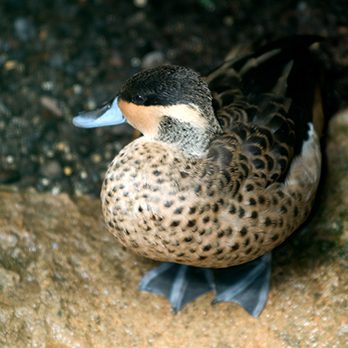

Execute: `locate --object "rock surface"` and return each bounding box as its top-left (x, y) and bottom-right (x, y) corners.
top-left (0, 111), bottom-right (348, 348)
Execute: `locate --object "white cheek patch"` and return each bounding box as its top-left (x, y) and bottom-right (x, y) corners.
top-left (285, 123), bottom-right (321, 200)
top-left (164, 104), bottom-right (208, 129)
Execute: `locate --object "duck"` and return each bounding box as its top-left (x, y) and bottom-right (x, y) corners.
top-left (73, 36), bottom-right (326, 317)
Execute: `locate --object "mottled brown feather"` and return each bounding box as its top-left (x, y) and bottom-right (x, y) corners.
top-left (101, 37), bottom-right (325, 268)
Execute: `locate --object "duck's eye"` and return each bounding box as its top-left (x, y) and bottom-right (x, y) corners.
top-left (133, 95), bottom-right (145, 104)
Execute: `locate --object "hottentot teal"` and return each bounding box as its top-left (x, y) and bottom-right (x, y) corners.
top-left (73, 36), bottom-right (326, 316)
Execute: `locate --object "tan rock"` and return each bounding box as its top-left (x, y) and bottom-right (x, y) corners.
top-left (0, 111), bottom-right (347, 348)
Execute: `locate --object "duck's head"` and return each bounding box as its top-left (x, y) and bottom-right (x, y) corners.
top-left (73, 65), bottom-right (221, 155)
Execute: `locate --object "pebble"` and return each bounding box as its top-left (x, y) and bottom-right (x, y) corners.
top-left (49, 53), bottom-right (65, 68)
top-left (63, 166), bottom-right (73, 176)
top-left (51, 186), bottom-right (61, 195)
top-left (0, 101), bottom-right (10, 116)
top-left (223, 16), bottom-right (234, 26)
top-left (73, 84), bottom-right (82, 95)
top-left (87, 99), bottom-right (97, 110)
top-left (64, 153), bottom-right (73, 161)
top-left (297, 1), bottom-right (308, 12)
top-left (109, 50), bottom-right (123, 67)
top-left (14, 17), bottom-right (36, 42)
top-left (5, 155), bottom-right (14, 164)
top-left (130, 57), bottom-right (141, 68)
top-left (199, 0), bottom-right (216, 11)
top-left (141, 51), bottom-right (165, 69)
top-left (41, 178), bottom-right (50, 185)
top-left (56, 142), bottom-right (68, 152)
top-left (41, 81), bottom-right (54, 91)
top-left (40, 160), bottom-right (62, 178)
top-left (134, 0), bottom-right (147, 8)
top-left (4, 60), bottom-right (18, 71)
top-left (40, 96), bottom-right (63, 117)
top-left (46, 150), bottom-right (54, 158)
top-left (91, 153), bottom-right (102, 164)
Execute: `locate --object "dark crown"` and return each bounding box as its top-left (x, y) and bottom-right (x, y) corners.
top-left (119, 65), bottom-right (213, 110)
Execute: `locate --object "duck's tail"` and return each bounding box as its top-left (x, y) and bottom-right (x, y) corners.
top-left (208, 35), bottom-right (332, 156)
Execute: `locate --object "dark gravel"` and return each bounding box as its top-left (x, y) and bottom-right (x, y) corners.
top-left (0, 0), bottom-right (347, 196)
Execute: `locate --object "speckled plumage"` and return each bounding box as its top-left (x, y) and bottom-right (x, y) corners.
top-left (100, 37), bottom-right (324, 269)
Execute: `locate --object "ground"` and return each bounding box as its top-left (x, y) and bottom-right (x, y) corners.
top-left (0, 0), bottom-right (347, 194)
top-left (0, 1), bottom-right (347, 347)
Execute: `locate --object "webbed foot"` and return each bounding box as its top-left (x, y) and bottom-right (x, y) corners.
top-left (139, 253), bottom-right (272, 317)
top-left (139, 263), bottom-right (214, 313)
top-left (213, 253), bottom-right (271, 317)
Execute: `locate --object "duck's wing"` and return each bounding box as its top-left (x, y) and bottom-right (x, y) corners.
top-left (206, 36), bottom-right (325, 184)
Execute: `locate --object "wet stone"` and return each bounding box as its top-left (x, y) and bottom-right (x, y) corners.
top-left (14, 17), bottom-right (36, 42)
top-left (39, 160), bottom-right (62, 178)
top-left (141, 51), bottom-right (165, 69)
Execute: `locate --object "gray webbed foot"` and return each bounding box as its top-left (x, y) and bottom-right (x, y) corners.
top-left (139, 253), bottom-right (272, 317)
top-left (140, 263), bottom-right (214, 313)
